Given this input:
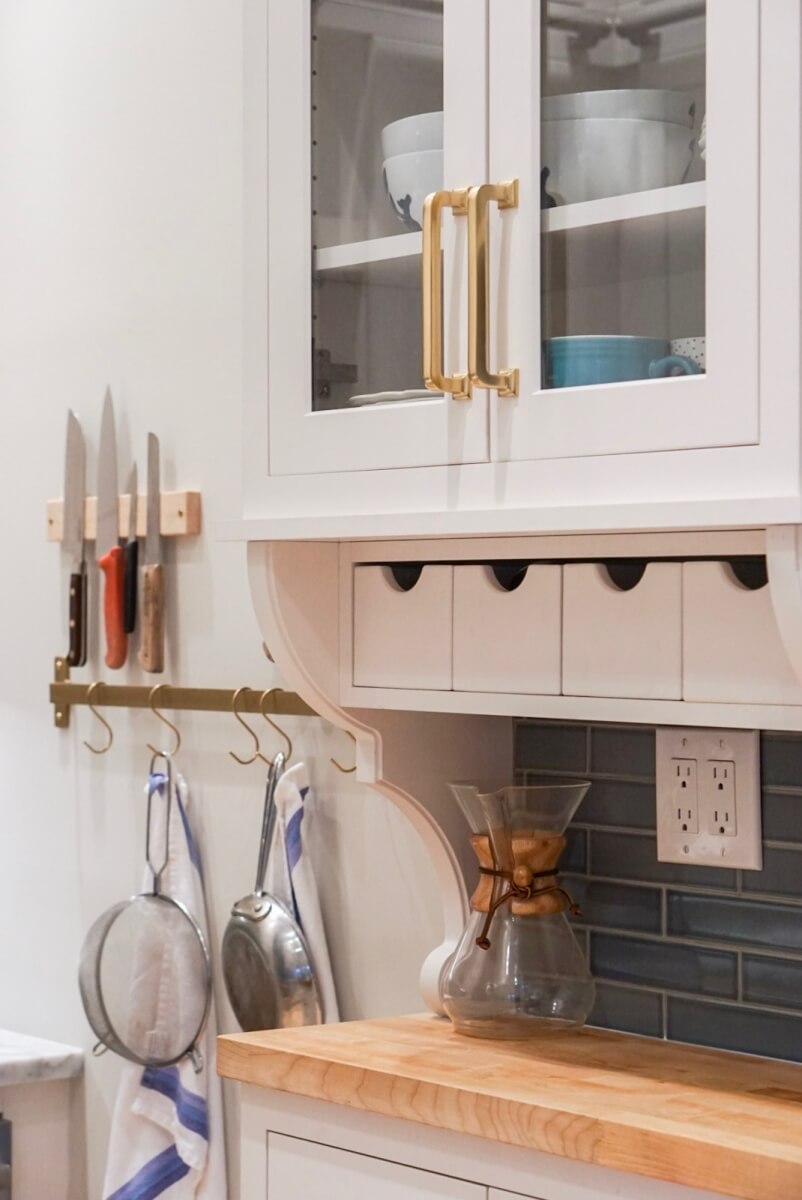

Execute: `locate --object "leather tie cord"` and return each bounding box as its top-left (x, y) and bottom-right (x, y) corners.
top-left (475, 866), bottom-right (582, 951)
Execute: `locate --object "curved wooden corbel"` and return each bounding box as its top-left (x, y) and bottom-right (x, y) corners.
top-left (766, 525), bottom-right (802, 685)
top-left (246, 539), bottom-right (512, 1013)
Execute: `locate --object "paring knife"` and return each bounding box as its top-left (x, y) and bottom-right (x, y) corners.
top-left (139, 433), bottom-right (164, 673)
top-left (96, 388), bottom-right (127, 669)
top-left (63, 410), bottom-right (88, 667)
top-left (123, 464), bottom-right (138, 635)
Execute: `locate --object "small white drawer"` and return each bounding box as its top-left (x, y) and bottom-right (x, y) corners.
top-left (683, 561), bottom-right (802, 704)
top-left (453, 564), bottom-right (562, 694)
top-left (563, 562), bottom-right (683, 699)
top-left (352, 564), bottom-right (453, 690)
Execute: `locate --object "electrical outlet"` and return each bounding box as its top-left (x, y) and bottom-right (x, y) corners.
top-left (705, 761), bottom-right (736, 836)
top-left (671, 758), bottom-right (698, 834)
top-left (656, 728), bottom-right (762, 870)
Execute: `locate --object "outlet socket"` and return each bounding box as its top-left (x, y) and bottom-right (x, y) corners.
top-left (705, 761), bottom-right (737, 836)
top-left (672, 758), bottom-right (698, 834)
top-left (656, 728), bottom-right (762, 870)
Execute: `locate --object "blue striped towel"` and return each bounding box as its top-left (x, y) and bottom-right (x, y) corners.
top-left (102, 773), bottom-right (227, 1199)
top-left (265, 762), bottom-right (340, 1023)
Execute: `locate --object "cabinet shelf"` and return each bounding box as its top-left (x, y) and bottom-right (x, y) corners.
top-left (542, 181), bottom-right (706, 233)
top-left (315, 233), bottom-right (423, 287)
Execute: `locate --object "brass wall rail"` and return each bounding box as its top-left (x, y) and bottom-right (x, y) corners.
top-left (50, 657), bottom-right (317, 729)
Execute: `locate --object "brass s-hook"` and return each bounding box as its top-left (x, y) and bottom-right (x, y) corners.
top-left (259, 688), bottom-right (293, 764)
top-left (147, 684), bottom-right (181, 757)
top-left (331, 730), bottom-right (357, 774)
top-left (83, 682), bottom-right (114, 755)
top-left (230, 687), bottom-right (269, 766)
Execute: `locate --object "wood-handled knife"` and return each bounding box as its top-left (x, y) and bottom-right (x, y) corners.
top-left (63, 410), bottom-right (88, 667)
top-left (139, 433), bottom-right (164, 673)
top-left (96, 388), bottom-right (127, 669)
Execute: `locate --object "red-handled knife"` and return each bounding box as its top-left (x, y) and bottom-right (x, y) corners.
top-left (96, 388), bottom-right (127, 669)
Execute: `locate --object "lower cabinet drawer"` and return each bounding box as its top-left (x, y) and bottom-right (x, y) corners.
top-left (562, 562), bottom-right (683, 700)
top-left (353, 564), bottom-right (453, 690)
top-left (267, 1133), bottom-right (484, 1200)
top-left (683, 561), bottom-right (802, 704)
top-left (453, 564), bottom-right (562, 694)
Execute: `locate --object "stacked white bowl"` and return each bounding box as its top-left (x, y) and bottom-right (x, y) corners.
top-left (381, 111), bottom-right (444, 231)
top-left (541, 90), bottom-right (696, 206)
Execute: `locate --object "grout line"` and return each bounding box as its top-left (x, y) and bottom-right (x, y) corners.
top-left (519, 766), bottom-right (655, 785)
top-left (660, 887), bottom-right (667, 936)
top-left (661, 991), bottom-right (669, 1040)
top-left (572, 821), bottom-right (656, 835)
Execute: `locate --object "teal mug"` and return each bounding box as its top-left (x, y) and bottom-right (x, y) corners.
top-left (545, 336), bottom-right (701, 389)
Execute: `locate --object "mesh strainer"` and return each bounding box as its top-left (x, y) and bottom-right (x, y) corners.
top-left (78, 754), bottom-right (212, 1070)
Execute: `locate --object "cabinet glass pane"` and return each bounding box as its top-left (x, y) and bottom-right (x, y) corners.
top-left (541, 1), bottom-right (706, 390)
top-left (311, 0), bottom-right (443, 411)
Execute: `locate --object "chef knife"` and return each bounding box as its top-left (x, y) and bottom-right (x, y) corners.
top-left (63, 410), bottom-right (88, 667)
top-left (96, 388), bottom-right (127, 668)
top-left (138, 433), bottom-right (164, 673)
top-left (123, 464), bottom-right (138, 635)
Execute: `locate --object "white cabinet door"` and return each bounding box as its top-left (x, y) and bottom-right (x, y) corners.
top-left (264, 0), bottom-right (491, 477)
top-left (486, 0), bottom-right (759, 465)
top-left (267, 1134), bottom-right (486, 1200)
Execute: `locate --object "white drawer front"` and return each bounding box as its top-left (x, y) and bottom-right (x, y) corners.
top-left (683, 561), bottom-right (802, 704)
top-left (562, 563), bottom-right (682, 700)
top-left (353, 565), bottom-right (453, 690)
top-left (267, 1133), bottom-right (484, 1200)
top-left (453, 565), bottom-right (562, 694)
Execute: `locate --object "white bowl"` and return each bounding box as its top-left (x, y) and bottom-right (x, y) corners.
top-left (543, 89), bottom-right (695, 128)
top-left (541, 118), bottom-right (695, 205)
top-left (381, 111), bottom-right (443, 160)
top-left (383, 150), bottom-right (444, 231)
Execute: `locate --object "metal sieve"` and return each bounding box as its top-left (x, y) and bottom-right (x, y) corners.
top-left (78, 754), bottom-right (212, 1070)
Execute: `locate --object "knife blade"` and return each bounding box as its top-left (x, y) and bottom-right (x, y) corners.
top-left (63, 410), bottom-right (87, 667)
top-left (123, 463), bottom-right (138, 635)
top-left (96, 388), bottom-right (127, 668)
top-left (138, 433), bottom-right (164, 673)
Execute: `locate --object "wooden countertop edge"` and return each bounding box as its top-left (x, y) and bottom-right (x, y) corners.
top-left (217, 1035), bottom-right (802, 1200)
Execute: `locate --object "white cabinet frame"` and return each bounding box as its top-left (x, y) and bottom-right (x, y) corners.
top-left (263, 0), bottom-right (491, 477)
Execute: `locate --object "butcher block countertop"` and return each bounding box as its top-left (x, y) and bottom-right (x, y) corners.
top-left (218, 1013), bottom-right (802, 1200)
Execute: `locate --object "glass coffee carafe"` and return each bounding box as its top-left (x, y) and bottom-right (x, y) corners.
top-left (442, 780), bottom-right (594, 1039)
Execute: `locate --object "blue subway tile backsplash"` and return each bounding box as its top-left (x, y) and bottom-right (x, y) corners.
top-left (591, 932), bottom-right (738, 998)
top-left (516, 720), bottom-right (802, 1062)
top-left (590, 982), bottom-right (664, 1038)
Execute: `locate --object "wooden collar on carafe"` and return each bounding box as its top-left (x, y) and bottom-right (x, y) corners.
top-left (470, 833), bottom-right (567, 916)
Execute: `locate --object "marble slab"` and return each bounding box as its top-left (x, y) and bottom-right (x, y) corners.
top-left (0, 1030), bottom-right (83, 1086)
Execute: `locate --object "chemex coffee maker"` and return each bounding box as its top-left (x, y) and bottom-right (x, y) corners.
top-left (442, 780), bottom-right (595, 1039)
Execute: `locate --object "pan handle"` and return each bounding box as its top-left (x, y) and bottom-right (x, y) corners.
top-left (254, 752), bottom-right (284, 896)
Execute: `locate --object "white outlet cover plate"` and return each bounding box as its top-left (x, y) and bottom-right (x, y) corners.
top-left (656, 727), bottom-right (763, 871)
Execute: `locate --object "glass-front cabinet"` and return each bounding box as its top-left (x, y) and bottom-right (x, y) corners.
top-left (267, 0), bottom-right (490, 475)
top-left (264, 0), bottom-right (761, 480)
top-left (493, 0), bottom-right (758, 464)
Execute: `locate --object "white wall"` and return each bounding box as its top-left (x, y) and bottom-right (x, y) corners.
top-left (0, 3), bottom-right (444, 1195)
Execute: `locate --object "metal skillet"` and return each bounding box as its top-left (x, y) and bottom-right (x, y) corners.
top-left (222, 752), bottom-right (323, 1031)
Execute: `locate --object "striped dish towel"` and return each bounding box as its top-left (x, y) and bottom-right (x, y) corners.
top-left (265, 762), bottom-right (340, 1023)
top-left (102, 773), bottom-right (227, 1199)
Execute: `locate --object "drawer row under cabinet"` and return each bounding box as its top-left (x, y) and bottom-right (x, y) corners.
top-left (351, 560), bottom-right (802, 705)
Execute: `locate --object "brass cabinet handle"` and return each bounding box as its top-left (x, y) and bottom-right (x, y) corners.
top-left (422, 188), bottom-right (470, 399)
top-left (467, 179), bottom-right (519, 397)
